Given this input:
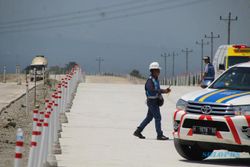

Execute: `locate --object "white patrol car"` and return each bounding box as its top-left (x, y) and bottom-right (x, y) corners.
top-left (173, 62), bottom-right (250, 160)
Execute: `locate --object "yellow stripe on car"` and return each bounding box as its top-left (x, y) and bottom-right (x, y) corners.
top-left (216, 92), bottom-right (250, 103)
top-left (199, 89), bottom-right (225, 102)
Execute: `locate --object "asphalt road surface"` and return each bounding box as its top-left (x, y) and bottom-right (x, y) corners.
top-left (56, 79), bottom-right (250, 167)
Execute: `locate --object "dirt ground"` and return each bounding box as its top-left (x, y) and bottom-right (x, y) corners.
top-left (0, 79), bottom-right (57, 167)
top-left (0, 74), bottom-right (26, 83)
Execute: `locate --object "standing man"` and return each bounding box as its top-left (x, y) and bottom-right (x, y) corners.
top-left (133, 62), bottom-right (171, 140)
top-left (201, 56), bottom-right (215, 87)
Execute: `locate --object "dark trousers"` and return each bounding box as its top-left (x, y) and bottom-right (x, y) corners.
top-left (138, 99), bottom-right (163, 136)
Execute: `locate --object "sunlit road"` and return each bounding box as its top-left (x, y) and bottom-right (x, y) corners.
top-left (56, 78), bottom-right (250, 167)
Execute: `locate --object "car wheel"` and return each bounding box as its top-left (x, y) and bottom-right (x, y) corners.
top-left (174, 138), bottom-right (213, 161)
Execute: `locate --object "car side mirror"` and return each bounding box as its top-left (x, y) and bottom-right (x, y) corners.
top-left (200, 83), bottom-right (208, 89)
top-left (219, 64), bottom-right (225, 70)
top-left (200, 80), bottom-right (212, 89)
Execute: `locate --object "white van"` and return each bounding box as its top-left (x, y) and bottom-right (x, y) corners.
top-left (213, 44), bottom-right (250, 78)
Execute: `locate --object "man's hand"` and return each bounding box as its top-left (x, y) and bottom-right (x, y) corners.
top-left (164, 88), bottom-right (171, 94)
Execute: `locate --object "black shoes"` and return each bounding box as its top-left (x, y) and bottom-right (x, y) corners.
top-left (157, 135), bottom-right (169, 140)
top-left (134, 128), bottom-right (169, 140)
top-left (133, 127), bottom-right (146, 139)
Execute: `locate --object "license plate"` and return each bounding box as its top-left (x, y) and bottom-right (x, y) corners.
top-left (193, 126), bottom-right (216, 136)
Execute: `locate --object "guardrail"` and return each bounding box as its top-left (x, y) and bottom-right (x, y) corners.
top-left (160, 73), bottom-right (202, 86)
top-left (14, 65), bottom-right (83, 167)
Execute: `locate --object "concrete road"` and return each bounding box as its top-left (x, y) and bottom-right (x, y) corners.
top-left (85, 75), bottom-right (131, 84)
top-left (56, 83), bottom-right (250, 167)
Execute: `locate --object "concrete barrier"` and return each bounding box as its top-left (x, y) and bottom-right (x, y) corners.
top-left (13, 65), bottom-right (84, 167)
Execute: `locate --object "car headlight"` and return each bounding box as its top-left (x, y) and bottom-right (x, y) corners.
top-left (233, 105), bottom-right (250, 116)
top-left (176, 99), bottom-right (187, 110)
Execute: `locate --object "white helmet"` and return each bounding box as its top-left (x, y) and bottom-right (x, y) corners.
top-left (149, 62), bottom-right (161, 70)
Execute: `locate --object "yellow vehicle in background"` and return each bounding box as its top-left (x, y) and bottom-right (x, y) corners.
top-left (213, 44), bottom-right (250, 78)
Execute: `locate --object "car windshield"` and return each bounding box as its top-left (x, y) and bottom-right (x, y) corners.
top-left (210, 67), bottom-right (250, 91)
top-left (228, 56), bottom-right (250, 67)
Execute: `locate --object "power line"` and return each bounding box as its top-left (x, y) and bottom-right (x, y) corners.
top-left (204, 32), bottom-right (220, 62)
top-left (196, 39), bottom-right (209, 73)
top-left (220, 12), bottom-right (238, 44)
top-left (0, 0), bottom-right (206, 33)
top-left (0, 0), bottom-right (210, 34)
top-left (0, 0), bottom-right (177, 30)
top-left (181, 48), bottom-right (193, 74)
top-left (0, 0), bottom-right (150, 26)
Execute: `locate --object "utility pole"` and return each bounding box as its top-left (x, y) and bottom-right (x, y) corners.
top-left (161, 53), bottom-right (169, 84)
top-left (34, 68), bottom-right (37, 106)
top-left (3, 65), bottom-right (6, 83)
top-left (16, 64), bottom-right (21, 85)
top-left (96, 57), bottom-right (104, 75)
top-left (182, 48), bottom-right (193, 74)
top-left (42, 67), bottom-right (45, 85)
top-left (205, 32), bottom-right (220, 62)
top-left (172, 52), bottom-right (178, 77)
top-left (220, 12), bottom-right (238, 44)
top-left (16, 65), bottom-right (18, 83)
top-left (196, 39), bottom-right (209, 74)
top-left (25, 69), bottom-right (29, 115)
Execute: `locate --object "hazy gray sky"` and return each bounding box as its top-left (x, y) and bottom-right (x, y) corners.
top-left (0, 0), bottom-right (249, 76)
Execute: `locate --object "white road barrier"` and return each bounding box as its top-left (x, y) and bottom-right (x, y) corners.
top-left (14, 128), bottom-right (24, 167)
top-left (161, 73), bottom-right (202, 86)
top-left (27, 109), bottom-right (40, 167)
top-left (16, 65), bottom-right (83, 167)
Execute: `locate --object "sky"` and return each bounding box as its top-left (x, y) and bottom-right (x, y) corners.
top-left (0, 0), bottom-right (249, 77)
